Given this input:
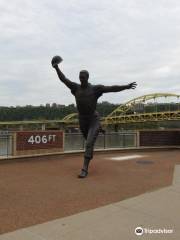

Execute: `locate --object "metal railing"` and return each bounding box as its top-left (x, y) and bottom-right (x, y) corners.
top-left (0, 132), bottom-right (13, 157)
top-left (64, 132), bottom-right (138, 151)
top-left (0, 131), bottom-right (138, 158)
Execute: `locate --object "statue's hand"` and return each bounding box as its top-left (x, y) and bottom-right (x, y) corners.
top-left (127, 82), bottom-right (137, 89)
top-left (51, 55), bottom-right (63, 68)
top-left (52, 63), bottom-right (58, 69)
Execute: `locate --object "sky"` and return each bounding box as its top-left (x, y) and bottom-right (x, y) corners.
top-left (1, 0), bottom-right (180, 106)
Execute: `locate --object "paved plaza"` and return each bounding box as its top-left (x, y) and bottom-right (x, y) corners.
top-left (0, 149), bottom-right (179, 239)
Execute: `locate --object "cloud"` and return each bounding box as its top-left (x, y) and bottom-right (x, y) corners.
top-left (0, 0), bottom-right (180, 106)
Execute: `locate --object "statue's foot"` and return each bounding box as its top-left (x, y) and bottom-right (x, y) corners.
top-left (78, 169), bottom-right (88, 178)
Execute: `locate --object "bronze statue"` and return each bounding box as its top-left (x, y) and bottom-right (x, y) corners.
top-left (51, 56), bottom-right (137, 178)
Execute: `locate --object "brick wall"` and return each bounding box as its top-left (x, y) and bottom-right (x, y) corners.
top-left (14, 131), bottom-right (64, 156)
top-left (139, 130), bottom-right (180, 147)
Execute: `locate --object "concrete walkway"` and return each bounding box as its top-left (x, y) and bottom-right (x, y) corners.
top-left (0, 166), bottom-right (180, 240)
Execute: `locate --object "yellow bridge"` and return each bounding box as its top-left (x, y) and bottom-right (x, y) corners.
top-left (0, 93), bottom-right (180, 129)
top-left (104, 93), bottom-right (180, 125)
top-left (61, 93), bottom-right (180, 125)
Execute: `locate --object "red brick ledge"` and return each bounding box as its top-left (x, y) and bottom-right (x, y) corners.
top-left (0, 146), bottom-right (179, 163)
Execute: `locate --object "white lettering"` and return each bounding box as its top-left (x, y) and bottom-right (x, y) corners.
top-left (27, 134), bottom-right (57, 144)
top-left (35, 135), bottom-right (41, 144)
top-left (42, 135), bottom-right (48, 143)
top-left (28, 135), bottom-right (35, 144)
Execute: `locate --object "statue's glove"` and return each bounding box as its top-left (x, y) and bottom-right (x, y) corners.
top-left (51, 55), bottom-right (63, 68)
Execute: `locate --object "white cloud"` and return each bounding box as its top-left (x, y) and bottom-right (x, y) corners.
top-left (0, 0), bottom-right (180, 106)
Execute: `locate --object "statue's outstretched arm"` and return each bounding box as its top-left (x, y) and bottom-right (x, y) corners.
top-left (102, 82), bottom-right (137, 93)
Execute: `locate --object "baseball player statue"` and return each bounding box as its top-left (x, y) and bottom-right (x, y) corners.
top-left (51, 56), bottom-right (137, 178)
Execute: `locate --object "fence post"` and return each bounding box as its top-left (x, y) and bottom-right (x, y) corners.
top-left (83, 136), bottom-right (85, 149)
top-left (122, 133), bottom-right (125, 148)
top-left (12, 132), bottom-right (17, 156)
top-left (136, 131), bottom-right (140, 148)
top-left (6, 135), bottom-right (9, 157)
top-left (103, 133), bottom-right (106, 149)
